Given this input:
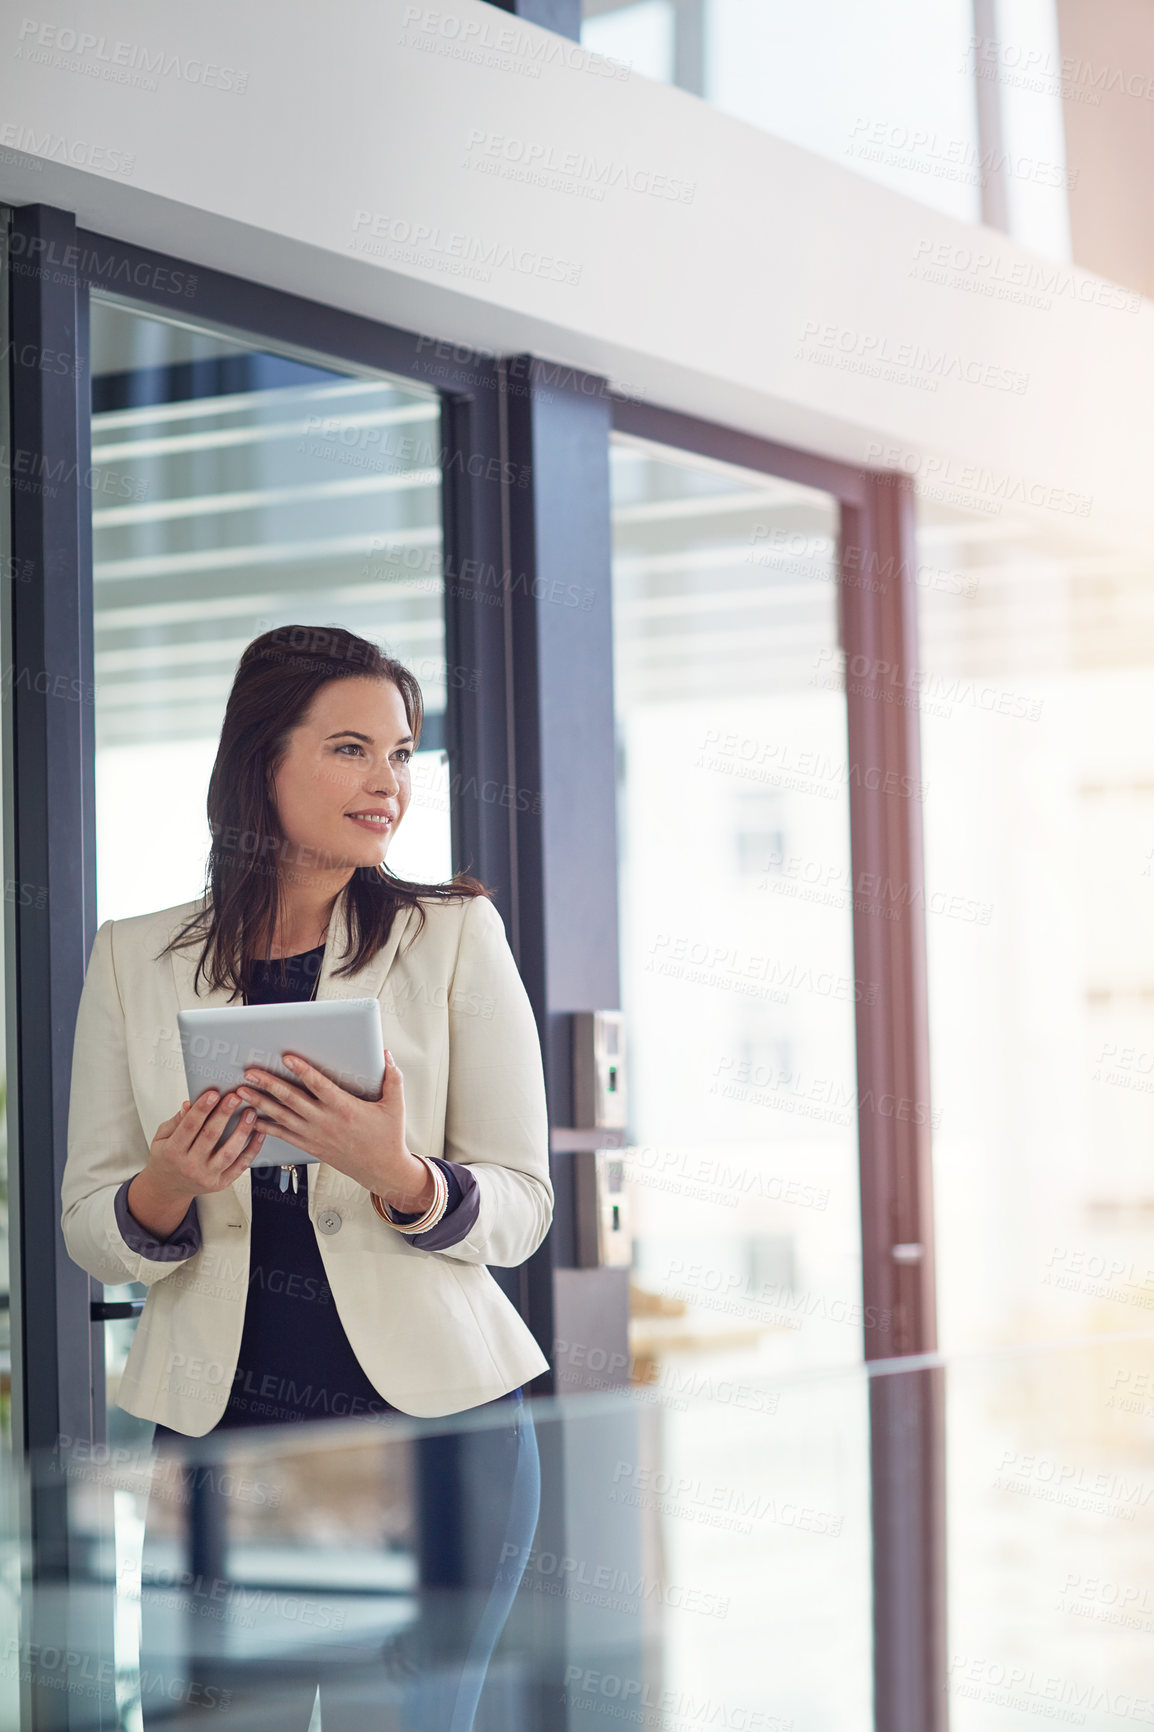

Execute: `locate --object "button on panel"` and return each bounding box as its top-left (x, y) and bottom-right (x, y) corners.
top-left (316, 1209), bottom-right (342, 1236)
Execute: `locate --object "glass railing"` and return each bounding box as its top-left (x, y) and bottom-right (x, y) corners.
top-left (3, 1331), bottom-right (1154, 1729)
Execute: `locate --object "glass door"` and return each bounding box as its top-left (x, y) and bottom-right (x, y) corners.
top-left (607, 431), bottom-right (872, 1721)
top-left (86, 296), bottom-right (452, 1729)
top-left (610, 432), bottom-right (863, 1379)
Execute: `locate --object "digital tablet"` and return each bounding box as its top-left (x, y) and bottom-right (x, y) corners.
top-left (177, 999), bottom-right (385, 1168)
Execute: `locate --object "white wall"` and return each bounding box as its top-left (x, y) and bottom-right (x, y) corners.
top-left (1, 0), bottom-right (1152, 547)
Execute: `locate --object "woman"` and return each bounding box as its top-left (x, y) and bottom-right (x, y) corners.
top-left (62, 625), bottom-right (553, 1729)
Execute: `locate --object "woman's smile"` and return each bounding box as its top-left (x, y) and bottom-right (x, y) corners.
top-left (346, 809), bottom-right (397, 833)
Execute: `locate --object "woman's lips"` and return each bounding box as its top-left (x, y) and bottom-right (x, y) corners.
top-left (346, 813), bottom-right (394, 833)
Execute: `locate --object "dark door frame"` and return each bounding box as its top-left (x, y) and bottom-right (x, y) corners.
top-left (3, 200), bottom-right (108, 1732)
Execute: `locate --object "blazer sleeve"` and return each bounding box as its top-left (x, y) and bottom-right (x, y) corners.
top-left (61, 919), bottom-right (199, 1288)
top-left (382, 1158), bottom-right (480, 1248)
top-left (422, 894), bottom-right (554, 1267)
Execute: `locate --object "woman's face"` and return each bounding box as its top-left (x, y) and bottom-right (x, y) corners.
top-left (269, 677), bottom-right (414, 873)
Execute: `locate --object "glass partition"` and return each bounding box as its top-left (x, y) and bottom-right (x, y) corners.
top-left (916, 489), bottom-right (1154, 1727)
top-left (16, 1334), bottom-right (1154, 1730)
top-left (915, 489), bottom-right (1154, 1358)
top-left (609, 433), bottom-right (865, 1382)
top-left (946, 1334), bottom-right (1154, 1730)
top-left (29, 1370), bottom-right (874, 1731)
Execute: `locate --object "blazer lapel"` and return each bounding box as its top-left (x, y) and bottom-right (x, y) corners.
top-left (167, 883), bottom-right (418, 1223)
top-left (314, 883), bottom-right (416, 1005)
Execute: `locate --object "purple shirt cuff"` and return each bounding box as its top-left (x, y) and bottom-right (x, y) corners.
top-left (385, 1159), bottom-right (479, 1250)
top-left (114, 1178), bottom-right (202, 1261)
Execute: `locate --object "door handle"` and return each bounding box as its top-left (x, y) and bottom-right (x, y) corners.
top-left (90, 1299), bottom-right (145, 1321)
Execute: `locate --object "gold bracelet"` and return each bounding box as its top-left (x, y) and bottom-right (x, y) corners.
top-left (371, 1154), bottom-right (448, 1234)
top-left (376, 1163), bottom-right (447, 1233)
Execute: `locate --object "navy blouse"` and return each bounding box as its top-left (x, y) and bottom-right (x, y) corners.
top-left (114, 941), bottom-right (495, 1440)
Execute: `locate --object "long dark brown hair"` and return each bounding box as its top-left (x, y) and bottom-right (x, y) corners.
top-left (157, 625), bottom-right (489, 1002)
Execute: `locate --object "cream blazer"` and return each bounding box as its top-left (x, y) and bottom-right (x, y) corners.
top-left (61, 886), bottom-right (553, 1433)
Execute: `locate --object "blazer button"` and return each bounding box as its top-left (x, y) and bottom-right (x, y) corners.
top-left (316, 1209), bottom-right (342, 1236)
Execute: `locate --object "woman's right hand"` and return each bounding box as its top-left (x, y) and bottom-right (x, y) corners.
top-left (148, 1088), bottom-right (266, 1199)
top-left (127, 1088), bottom-right (265, 1240)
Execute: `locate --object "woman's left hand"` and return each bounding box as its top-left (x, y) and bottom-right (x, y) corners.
top-left (236, 1049), bottom-right (435, 1212)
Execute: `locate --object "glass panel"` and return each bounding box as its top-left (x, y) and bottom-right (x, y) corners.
top-left (609, 433), bottom-right (865, 1400)
top-left (87, 296), bottom-right (450, 1464)
top-left (581, 0), bottom-right (985, 223)
top-left (915, 490), bottom-right (1154, 1357)
top-left (27, 1337), bottom-right (1154, 1730)
top-left (580, 0), bottom-right (1071, 250)
top-left (946, 1337), bottom-right (1154, 1731)
top-left (28, 1373), bottom-right (873, 1732)
top-left (89, 296), bottom-right (450, 924)
top-left (915, 489), bottom-right (1154, 1723)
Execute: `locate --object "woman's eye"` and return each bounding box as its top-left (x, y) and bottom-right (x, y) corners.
top-left (334, 743), bottom-right (411, 762)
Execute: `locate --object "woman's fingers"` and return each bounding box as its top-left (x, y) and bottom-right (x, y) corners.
top-left (149, 1091), bottom-right (268, 1197)
top-left (169, 1086), bottom-right (224, 1152)
top-left (218, 1127), bottom-right (266, 1185)
top-left (155, 1097), bottom-right (198, 1140)
top-left (243, 1097), bottom-right (306, 1140)
top-left (170, 1091), bottom-right (253, 1175)
top-left (194, 1093), bottom-right (252, 1158)
top-left (198, 1109), bottom-right (261, 1189)
top-left (239, 1072), bottom-right (311, 1135)
top-left (149, 1092), bottom-right (222, 1178)
top-left (278, 1054), bottom-right (338, 1103)
top-left (205, 1105), bottom-right (258, 1169)
top-left (369, 1050), bottom-right (402, 1104)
